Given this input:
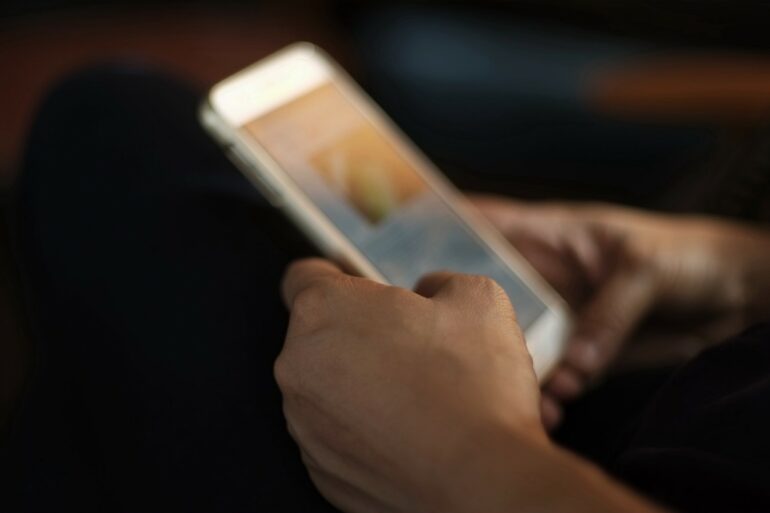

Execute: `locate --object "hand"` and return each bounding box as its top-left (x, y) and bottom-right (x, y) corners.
top-left (471, 196), bottom-right (770, 428)
top-left (276, 259), bottom-right (545, 513)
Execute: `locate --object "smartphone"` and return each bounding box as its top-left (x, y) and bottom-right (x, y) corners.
top-left (200, 43), bottom-right (570, 380)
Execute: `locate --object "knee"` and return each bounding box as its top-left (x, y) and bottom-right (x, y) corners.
top-left (28, 63), bottom-right (200, 141)
top-left (17, 64), bottom-right (203, 231)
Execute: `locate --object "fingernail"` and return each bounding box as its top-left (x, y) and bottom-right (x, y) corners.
top-left (567, 339), bottom-right (599, 371)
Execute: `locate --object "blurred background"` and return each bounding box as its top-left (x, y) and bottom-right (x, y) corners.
top-left (2, 0), bottom-right (770, 208)
top-left (2, 0), bottom-right (770, 453)
top-left (0, 0), bottom-right (770, 206)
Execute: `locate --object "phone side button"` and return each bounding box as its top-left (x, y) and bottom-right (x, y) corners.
top-left (226, 148), bottom-right (284, 207)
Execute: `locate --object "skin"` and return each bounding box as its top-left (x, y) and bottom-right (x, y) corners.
top-left (471, 197), bottom-right (770, 427)
top-left (276, 199), bottom-right (770, 513)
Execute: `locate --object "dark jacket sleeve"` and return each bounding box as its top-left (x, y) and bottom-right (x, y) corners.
top-left (614, 323), bottom-right (770, 513)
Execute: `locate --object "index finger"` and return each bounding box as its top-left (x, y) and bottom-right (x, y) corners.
top-left (281, 258), bottom-right (345, 309)
top-left (466, 194), bottom-right (528, 227)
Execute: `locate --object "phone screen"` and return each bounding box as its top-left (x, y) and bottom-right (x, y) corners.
top-left (241, 81), bottom-right (546, 328)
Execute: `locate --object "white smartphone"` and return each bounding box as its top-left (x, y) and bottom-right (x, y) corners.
top-left (200, 43), bottom-right (571, 380)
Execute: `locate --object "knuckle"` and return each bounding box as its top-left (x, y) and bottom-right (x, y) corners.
top-left (291, 275), bottom-right (344, 320)
top-left (474, 275), bottom-right (510, 304)
top-left (290, 287), bottom-right (327, 332)
top-left (618, 240), bottom-right (650, 271)
top-left (291, 283), bottom-right (327, 313)
top-left (449, 274), bottom-right (517, 319)
top-left (584, 309), bottom-right (624, 344)
top-left (444, 274), bottom-right (477, 291)
top-left (273, 351), bottom-right (294, 391)
top-left (476, 275), bottom-right (503, 293)
top-left (382, 285), bottom-right (417, 304)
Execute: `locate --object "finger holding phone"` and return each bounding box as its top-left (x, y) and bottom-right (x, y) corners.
top-left (472, 195), bottom-right (770, 426)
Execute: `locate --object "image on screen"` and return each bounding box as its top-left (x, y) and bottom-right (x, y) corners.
top-left (241, 82), bottom-right (546, 328)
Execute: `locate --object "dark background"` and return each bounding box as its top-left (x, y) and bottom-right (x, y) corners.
top-left (2, 0), bottom-right (770, 434)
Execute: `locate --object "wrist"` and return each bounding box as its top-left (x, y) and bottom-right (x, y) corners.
top-left (438, 422), bottom-right (662, 513)
top-left (434, 421), bottom-right (551, 513)
top-left (742, 234), bottom-right (770, 323)
top-left (717, 221), bottom-right (770, 322)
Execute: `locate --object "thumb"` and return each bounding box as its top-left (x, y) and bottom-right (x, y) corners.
top-left (565, 259), bottom-right (658, 376)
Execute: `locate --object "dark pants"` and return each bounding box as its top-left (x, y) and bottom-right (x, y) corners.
top-left (5, 66), bottom-right (335, 512)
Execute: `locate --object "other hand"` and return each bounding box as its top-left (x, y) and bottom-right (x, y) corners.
top-left (472, 195), bottom-right (767, 428)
